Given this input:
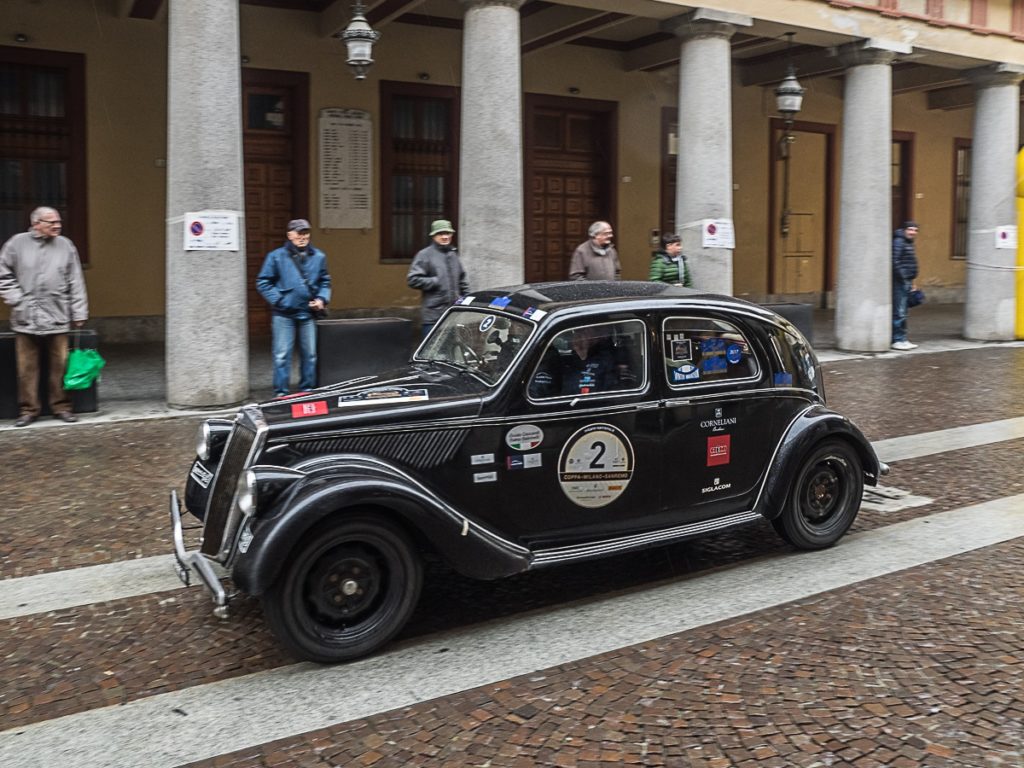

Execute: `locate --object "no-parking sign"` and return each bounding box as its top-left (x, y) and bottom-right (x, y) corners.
top-left (184, 211), bottom-right (240, 251)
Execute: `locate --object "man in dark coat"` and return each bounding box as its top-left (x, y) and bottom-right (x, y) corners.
top-left (406, 219), bottom-right (469, 337)
top-left (891, 221), bottom-right (919, 351)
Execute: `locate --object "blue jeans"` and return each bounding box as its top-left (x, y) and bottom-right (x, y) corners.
top-left (892, 276), bottom-right (911, 343)
top-left (271, 314), bottom-right (317, 395)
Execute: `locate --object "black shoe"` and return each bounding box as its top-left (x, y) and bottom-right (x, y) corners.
top-left (55, 411), bottom-right (78, 423)
top-left (15, 414), bottom-right (35, 427)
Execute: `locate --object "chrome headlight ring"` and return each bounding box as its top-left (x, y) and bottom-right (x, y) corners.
top-left (196, 420), bottom-right (233, 462)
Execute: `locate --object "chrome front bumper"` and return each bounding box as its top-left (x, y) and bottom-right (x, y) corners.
top-left (170, 489), bottom-right (230, 618)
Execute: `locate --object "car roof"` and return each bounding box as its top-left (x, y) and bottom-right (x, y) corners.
top-left (459, 280), bottom-right (783, 325)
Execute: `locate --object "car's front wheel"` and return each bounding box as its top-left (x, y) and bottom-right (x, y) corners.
top-left (263, 515), bottom-right (423, 663)
top-left (772, 440), bottom-right (863, 550)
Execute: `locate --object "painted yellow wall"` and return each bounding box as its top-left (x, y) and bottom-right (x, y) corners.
top-left (1, 1), bottom-right (168, 322)
top-left (0, 0), bottom-right (1013, 325)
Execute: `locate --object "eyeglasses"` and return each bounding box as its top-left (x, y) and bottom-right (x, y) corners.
top-left (39, 219), bottom-right (62, 225)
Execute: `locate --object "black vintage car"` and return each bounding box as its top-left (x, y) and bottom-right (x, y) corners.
top-left (171, 281), bottom-right (885, 663)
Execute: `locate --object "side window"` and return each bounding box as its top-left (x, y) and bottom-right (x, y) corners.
top-left (529, 319), bottom-right (647, 399)
top-left (662, 317), bottom-right (759, 387)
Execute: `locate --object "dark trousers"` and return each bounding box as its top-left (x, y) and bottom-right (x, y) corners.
top-left (15, 332), bottom-right (70, 417)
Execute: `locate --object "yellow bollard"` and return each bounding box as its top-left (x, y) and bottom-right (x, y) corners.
top-left (1018, 148), bottom-right (1024, 338)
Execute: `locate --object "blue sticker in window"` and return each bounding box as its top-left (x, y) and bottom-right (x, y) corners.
top-left (702, 355), bottom-right (727, 373)
top-left (726, 344), bottom-right (742, 364)
top-left (774, 372), bottom-right (793, 386)
top-left (489, 296), bottom-right (512, 309)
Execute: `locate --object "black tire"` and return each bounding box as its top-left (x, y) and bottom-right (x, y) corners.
top-left (772, 440), bottom-right (863, 550)
top-left (263, 515), bottom-right (422, 663)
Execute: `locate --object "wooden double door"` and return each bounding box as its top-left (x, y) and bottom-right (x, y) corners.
top-left (242, 69), bottom-right (309, 337)
top-left (525, 95), bottom-right (616, 283)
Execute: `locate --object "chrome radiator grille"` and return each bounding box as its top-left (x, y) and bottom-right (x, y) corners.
top-left (200, 424), bottom-right (256, 556)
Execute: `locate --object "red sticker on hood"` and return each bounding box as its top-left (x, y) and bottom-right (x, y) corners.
top-left (291, 400), bottom-right (328, 418)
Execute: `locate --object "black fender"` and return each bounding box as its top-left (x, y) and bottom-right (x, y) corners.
top-left (231, 454), bottom-right (531, 595)
top-left (754, 406), bottom-right (882, 521)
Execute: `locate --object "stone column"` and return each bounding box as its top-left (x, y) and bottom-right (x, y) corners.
top-left (963, 65), bottom-right (1023, 340)
top-left (165, 0), bottom-right (248, 407)
top-left (833, 43), bottom-right (900, 352)
top-left (458, 0), bottom-right (525, 290)
top-left (662, 9), bottom-right (751, 295)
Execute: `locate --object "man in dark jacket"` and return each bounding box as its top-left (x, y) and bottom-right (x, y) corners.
top-left (891, 221), bottom-right (919, 351)
top-left (406, 219), bottom-right (469, 337)
top-left (256, 219), bottom-right (332, 397)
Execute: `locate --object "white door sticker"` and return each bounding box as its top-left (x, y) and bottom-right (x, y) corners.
top-left (506, 424), bottom-right (544, 451)
top-left (557, 423), bottom-right (635, 508)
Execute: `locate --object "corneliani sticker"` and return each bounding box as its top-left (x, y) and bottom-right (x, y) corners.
top-left (473, 471), bottom-right (497, 484)
top-left (189, 460), bottom-right (213, 489)
top-left (506, 424), bottom-right (544, 451)
top-left (558, 423), bottom-right (635, 508)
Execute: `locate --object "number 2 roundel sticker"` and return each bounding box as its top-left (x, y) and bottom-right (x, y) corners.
top-left (557, 423), bottom-right (635, 508)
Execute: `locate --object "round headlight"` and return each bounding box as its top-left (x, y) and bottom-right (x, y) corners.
top-left (196, 422), bottom-right (212, 461)
top-left (236, 469), bottom-right (258, 517)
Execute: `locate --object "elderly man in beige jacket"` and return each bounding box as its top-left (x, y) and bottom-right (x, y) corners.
top-left (569, 220), bottom-right (621, 281)
top-left (0, 206), bottom-right (89, 426)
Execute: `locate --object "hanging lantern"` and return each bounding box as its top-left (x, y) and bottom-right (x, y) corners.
top-left (338, 1), bottom-right (380, 81)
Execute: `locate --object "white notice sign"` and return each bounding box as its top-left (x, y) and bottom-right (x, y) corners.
top-left (184, 211), bottom-right (240, 251)
top-left (701, 219), bottom-right (735, 249)
top-left (319, 108), bottom-right (373, 229)
top-left (995, 225), bottom-right (1017, 250)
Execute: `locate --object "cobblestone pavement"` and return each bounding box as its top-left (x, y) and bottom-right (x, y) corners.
top-left (1, 347), bottom-right (1023, 766)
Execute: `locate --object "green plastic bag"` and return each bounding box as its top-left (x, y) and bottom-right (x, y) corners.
top-left (63, 348), bottom-right (106, 390)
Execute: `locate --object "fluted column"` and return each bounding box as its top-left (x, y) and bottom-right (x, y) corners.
top-left (662, 9), bottom-right (751, 295)
top-left (458, 0), bottom-right (525, 290)
top-left (165, 0), bottom-right (248, 406)
top-left (963, 65), bottom-right (1023, 340)
top-left (834, 43), bottom-right (898, 352)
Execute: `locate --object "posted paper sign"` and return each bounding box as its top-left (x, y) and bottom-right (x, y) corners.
top-left (995, 225), bottom-right (1017, 250)
top-left (701, 218), bottom-right (735, 249)
top-left (319, 108), bottom-right (373, 230)
top-left (184, 211), bottom-right (240, 251)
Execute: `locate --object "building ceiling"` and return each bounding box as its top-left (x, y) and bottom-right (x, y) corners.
top-left (120, 0), bottom-right (993, 108)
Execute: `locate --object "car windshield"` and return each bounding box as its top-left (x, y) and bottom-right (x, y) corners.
top-left (415, 309), bottom-right (535, 385)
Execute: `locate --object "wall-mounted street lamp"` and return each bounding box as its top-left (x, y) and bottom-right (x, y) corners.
top-left (337, 1), bottom-right (380, 81)
top-left (775, 33), bottom-right (805, 239)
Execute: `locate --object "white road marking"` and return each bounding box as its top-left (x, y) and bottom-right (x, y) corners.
top-left (0, 556), bottom-right (186, 621)
top-left (1, 494), bottom-right (1022, 768)
top-left (872, 415), bottom-right (1024, 463)
top-left (3, 416), bottom-right (1023, 622)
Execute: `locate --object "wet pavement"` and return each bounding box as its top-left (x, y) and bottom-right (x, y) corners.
top-left (1, 306), bottom-right (1024, 767)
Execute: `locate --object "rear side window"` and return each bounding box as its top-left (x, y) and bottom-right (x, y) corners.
top-left (662, 316), bottom-right (759, 387)
top-left (768, 326), bottom-right (820, 392)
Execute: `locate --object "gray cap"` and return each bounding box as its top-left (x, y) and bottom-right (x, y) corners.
top-left (287, 218), bottom-right (311, 232)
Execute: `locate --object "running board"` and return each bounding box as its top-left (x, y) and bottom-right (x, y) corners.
top-left (531, 510), bottom-right (762, 567)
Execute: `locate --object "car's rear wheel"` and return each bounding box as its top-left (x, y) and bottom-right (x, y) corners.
top-left (263, 515), bottom-right (422, 663)
top-left (772, 440), bottom-right (863, 550)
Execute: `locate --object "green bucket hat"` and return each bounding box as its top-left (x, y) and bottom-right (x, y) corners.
top-left (429, 219), bottom-right (455, 236)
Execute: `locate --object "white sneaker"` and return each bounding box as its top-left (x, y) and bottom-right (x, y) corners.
top-left (891, 340), bottom-right (917, 351)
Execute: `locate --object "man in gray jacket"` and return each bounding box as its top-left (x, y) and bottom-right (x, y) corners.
top-left (569, 220), bottom-right (621, 281)
top-left (0, 207), bottom-right (89, 426)
top-left (406, 219), bottom-right (469, 337)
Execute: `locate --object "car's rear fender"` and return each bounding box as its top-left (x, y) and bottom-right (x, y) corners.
top-left (755, 406), bottom-right (883, 521)
top-left (232, 454), bottom-right (531, 595)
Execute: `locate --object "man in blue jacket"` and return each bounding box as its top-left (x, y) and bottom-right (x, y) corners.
top-left (256, 219), bottom-right (332, 397)
top-left (891, 220), bottom-right (919, 351)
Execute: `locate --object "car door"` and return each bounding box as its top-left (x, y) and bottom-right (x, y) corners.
top-left (657, 313), bottom-right (781, 522)
top-left (466, 316), bottom-right (663, 548)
